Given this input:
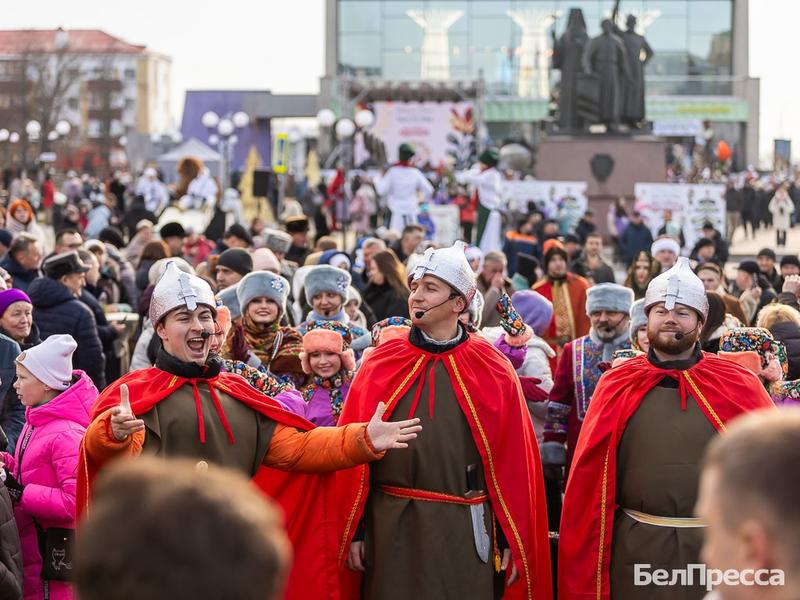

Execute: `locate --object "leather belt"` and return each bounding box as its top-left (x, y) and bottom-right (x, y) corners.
top-left (622, 508), bottom-right (706, 528)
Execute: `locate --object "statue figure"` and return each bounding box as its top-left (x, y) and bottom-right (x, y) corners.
top-left (551, 9), bottom-right (589, 131)
top-left (581, 19), bottom-right (631, 130)
top-left (620, 14), bottom-right (654, 127)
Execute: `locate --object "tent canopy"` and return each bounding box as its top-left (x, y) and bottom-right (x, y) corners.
top-left (156, 138), bottom-right (222, 184)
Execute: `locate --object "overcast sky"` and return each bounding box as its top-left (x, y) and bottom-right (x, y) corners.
top-left (2, 0), bottom-right (795, 166)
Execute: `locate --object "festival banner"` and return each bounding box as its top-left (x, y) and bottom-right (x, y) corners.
top-left (633, 183), bottom-right (726, 250)
top-left (504, 180), bottom-right (588, 232)
top-left (369, 102), bottom-right (475, 169)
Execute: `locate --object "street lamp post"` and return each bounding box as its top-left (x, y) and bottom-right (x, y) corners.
top-left (202, 110), bottom-right (249, 190)
top-left (316, 108), bottom-right (374, 251)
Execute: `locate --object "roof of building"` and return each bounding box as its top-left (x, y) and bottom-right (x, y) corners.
top-left (0, 28), bottom-right (147, 55)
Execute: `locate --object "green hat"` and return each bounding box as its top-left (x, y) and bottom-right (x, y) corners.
top-left (479, 148), bottom-right (499, 167)
top-left (398, 143), bottom-right (415, 161)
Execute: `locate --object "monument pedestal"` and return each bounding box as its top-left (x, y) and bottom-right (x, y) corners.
top-left (536, 134), bottom-right (665, 238)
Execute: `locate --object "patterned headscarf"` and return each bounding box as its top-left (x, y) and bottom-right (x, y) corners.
top-left (719, 327), bottom-right (788, 376)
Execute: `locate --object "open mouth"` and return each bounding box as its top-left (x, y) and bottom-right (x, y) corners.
top-left (186, 337), bottom-right (206, 354)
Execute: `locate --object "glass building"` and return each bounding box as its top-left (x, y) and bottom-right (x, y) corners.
top-left (323, 0), bottom-right (758, 164)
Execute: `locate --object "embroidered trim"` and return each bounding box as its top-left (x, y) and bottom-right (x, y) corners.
top-left (449, 355), bottom-right (533, 600)
top-left (385, 355), bottom-right (427, 413)
top-left (683, 371), bottom-right (725, 431)
top-left (596, 442), bottom-right (611, 600)
top-left (338, 465), bottom-right (367, 562)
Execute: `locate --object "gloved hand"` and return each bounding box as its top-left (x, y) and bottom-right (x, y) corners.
top-left (519, 377), bottom-right (548, 403)
top-left (540, 441), bottom-right (567, 467)
top-left (230, 325), bottom-right (251, 363)
top-left (4, 469), bottom-right (23, 504)
top-left (497, 292), bottom-right (532, 347)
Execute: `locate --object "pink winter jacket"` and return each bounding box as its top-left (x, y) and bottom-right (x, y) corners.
top-left (3, 370), bottom-right (96, 600)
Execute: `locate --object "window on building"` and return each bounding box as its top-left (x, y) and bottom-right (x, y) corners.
top-left (67, 97), bottom-right (79, 110)
top-left (124, 68), bottom-right (136, 80)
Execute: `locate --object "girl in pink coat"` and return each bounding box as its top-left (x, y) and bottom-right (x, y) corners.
top-left (2, 335), bottom-right (96, 600)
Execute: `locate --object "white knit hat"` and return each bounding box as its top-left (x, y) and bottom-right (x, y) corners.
top-left (18, 334), bottom-right (77, 391)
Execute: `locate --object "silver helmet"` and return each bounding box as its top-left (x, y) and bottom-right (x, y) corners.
top-left (644, 257), bottom-right (708, 320)
top-left (408, 240), bottom-right (477, 303)
top-left (149, 261), bottom-right (217, 325)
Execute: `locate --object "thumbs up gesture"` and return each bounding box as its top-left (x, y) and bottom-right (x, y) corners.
top-left (110, 384), bottom-right (145, 442)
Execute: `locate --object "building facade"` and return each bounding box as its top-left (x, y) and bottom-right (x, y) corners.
top-left (323, 0), bottom-right (759, 166)
top-left (0, 28), bottom-right (172, 166)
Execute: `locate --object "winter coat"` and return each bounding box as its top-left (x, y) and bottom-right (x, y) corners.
top-left (770, 320), bottom-right (800, 381)
top-left (0, 256), bottom-right (39, 294)
top-left (0, 478), bottom-right (22, 600)
top-left (303, 382), bottom-right (351, 427)
top-left (481, 327), bottom-right (554, 442)
top-left (769, 191), bottom-right (795, 231)
top-left (4, 371), bottom-right (96, 600)
top-left (362, 282), bottom-right (410, 322)
top-left (619, 222), bottom-right (654, 266)
top-left (27, 278), bottom-right (106, 390)
top-left (0, 335), bottom-right (21, 454)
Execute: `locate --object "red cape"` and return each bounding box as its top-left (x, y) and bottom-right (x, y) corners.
top-left (77, 367), bottom-right (366, 600)
top-left (558, 353), bottom-right (775, 600)
top-left (338, 333), bottom-right (552, 600)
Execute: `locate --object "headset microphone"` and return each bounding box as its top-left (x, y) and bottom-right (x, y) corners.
top-left (414, 293), bottom-right (458, 320)
top-left (674, 324), bottom-right (700, 341)
top-left (199, 330), bottom-right (212, 340)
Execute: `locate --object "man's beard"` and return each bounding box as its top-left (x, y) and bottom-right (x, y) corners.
top-left (647, 325), bottom-right (698, 355)
top-left (595, 325), bottom-right (621, 342)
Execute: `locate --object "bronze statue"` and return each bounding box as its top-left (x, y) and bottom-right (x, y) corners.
top-left (552, 9), bottom-right (589, 131)
top-left (620, 14), bottom-right (654, 127)
top-left (581, 19), bottom-right (631, 130)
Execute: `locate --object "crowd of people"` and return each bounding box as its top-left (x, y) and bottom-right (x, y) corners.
top-left (0, 142), bottom-right (796, 600)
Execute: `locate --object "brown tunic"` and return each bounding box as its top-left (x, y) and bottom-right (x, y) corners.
top-left (363, 361), bottom-right (497, 600)
top-left (610, 384), bottom-right (717, 600)
top-left (141, 382), bottom-right (276, 477)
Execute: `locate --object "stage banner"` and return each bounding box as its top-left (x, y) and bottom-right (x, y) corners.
top-left (369, 102), bottom-right (475, 168)
top-left (633, 183), bottom-right (726, 250)
top-left (428, 204), bottom-right (461, 246)
top-left (504, 180), bottom-right (588, 232)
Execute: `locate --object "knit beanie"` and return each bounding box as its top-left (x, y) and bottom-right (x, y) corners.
top-left (217, 248), bottom-right (253, 277)
top-left (236, 271), bottom-right (290, 317)
top-left (300, 320), bottom-right (355, 374)
top-left (511, 290), bottom-right (553, 337)
top-left (17, 334), bottom-right (77, 391)
top-left (252, 248), bottom-right (281, 273)
top-left (0, 288), bottom-right (31, 318)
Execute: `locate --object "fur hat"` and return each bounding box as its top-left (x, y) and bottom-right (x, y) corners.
top-left (629, 298), bottom-right (647, 347)
top-left (216, 283), bottom-right (242, 320)
top-left (651, 236), bottom-right (681, 257)
top-left (543, 243), bottom-right (568, 271)
top-left (300, 320), bottom-right (355, 374)
top-left (586, 283), bottom-right (634, 316)
top-left (236, 271), bottom-right (290, 317)
top-left (305, 265), bottom-right (351, 303)
top-left (264, 229), bottom-right (292, 255)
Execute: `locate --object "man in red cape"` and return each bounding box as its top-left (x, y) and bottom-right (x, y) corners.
top-left (77, 262), bottom-right (421, 600)
top-left (339, 241), bottom-right (551, 600)
top-left (558, 258), bottom-right (774, 600)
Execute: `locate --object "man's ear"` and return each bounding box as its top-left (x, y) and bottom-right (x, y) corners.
top-left (155, 320), bottom-right (168, 342)
top-left (453, 296), bottom-right (467, 314)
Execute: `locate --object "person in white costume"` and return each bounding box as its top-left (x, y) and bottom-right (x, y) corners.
top-left (374, 143), bottom-right (434, 233)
